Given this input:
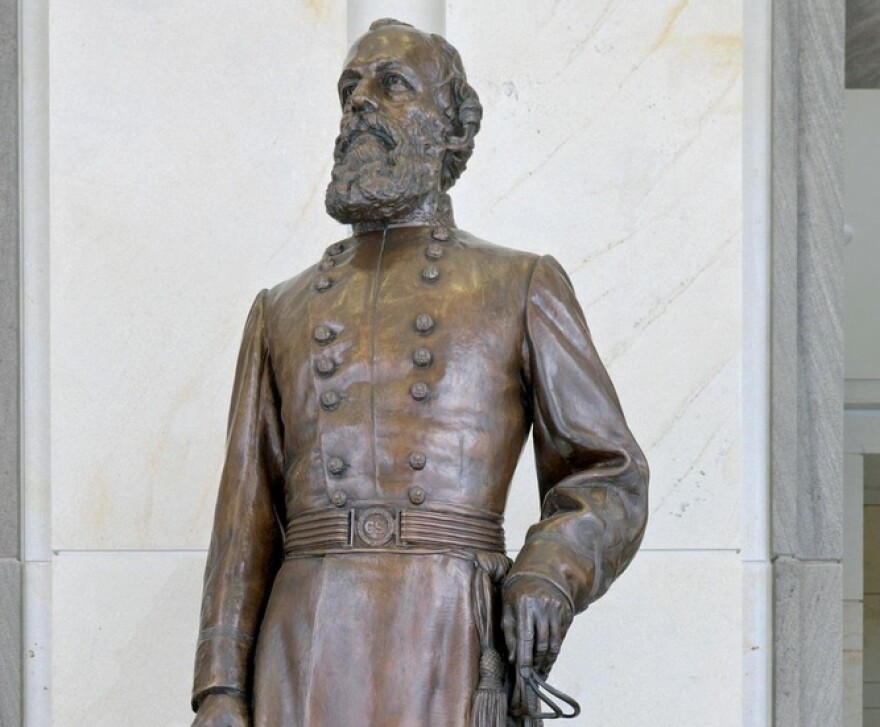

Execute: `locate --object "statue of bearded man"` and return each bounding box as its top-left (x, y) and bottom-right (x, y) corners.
top-left (191, 18), bottom-right (648, 727)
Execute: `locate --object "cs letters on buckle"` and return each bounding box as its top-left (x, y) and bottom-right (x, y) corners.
top-left (355, 507), bottom-right (397, 547)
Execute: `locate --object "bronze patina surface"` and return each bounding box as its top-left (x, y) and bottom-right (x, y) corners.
top-left (191, 18), bottom-right (648, 727)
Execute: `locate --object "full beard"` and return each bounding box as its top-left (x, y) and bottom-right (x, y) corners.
top-left (325, 115), bottom-right (445, 225)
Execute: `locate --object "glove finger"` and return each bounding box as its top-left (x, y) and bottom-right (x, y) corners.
top-left (516, 597), bottom-right (535, 675)
top-left (534, 611), bottom-right (550, 674)
top-left (502, 602), bottom-right (518, 664)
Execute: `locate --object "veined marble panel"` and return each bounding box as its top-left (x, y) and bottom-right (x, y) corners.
top-left (553, 551), bottom-right (743, 726)
top-left (50, 550), bottom-right (742, 726)
top-left (449, 0), bottom-right (743, 551)
top-left (50, 1), bottom-right (347, 549)
top-left (53, 552), bottom-right (204, 727)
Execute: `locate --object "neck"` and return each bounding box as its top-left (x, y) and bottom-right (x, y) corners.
top-left (352, 190), bottom-right (456, 235)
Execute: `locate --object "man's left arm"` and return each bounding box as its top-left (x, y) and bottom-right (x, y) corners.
top-left (503, 254), bottom-right (649, 677)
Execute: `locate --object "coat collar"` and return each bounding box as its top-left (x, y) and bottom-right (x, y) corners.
top-left (350, 192), bottom-right (456, 237)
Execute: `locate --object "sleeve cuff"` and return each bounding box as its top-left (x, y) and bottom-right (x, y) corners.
top-left (191, 686), bottom-right (248, 714)
top-left (505, 538), bottom-right (597, 613)
top-left (191, 629), bottom-right (254, 711)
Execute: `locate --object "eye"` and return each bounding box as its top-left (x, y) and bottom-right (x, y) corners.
top-left (340, 82), bottom-right (358, 104)
top-left (382, 72), bottom-right (410, 92)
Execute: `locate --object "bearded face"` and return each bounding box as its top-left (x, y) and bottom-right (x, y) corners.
top-left (324, 108), bottom-right (449, 225)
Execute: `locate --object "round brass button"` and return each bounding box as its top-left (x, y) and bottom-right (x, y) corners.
top-left (410, 382), bottom-right (429, 401)
top-left (414, 314), bottom-right (434, 334)
top-left (425, 243), bottom-right (444, 259)
top-left (408, 486), bottom-right (427, 505)
top-left (327, 457), bottom-right (345, 476)
top-left (412, 348), bottom-right (433, 368)
top-left (315, 356), bottom-right (337, 377)
top-left (421, 265), bottom-right (440, 283)
top-left (320, 390), bottom-right (341, 410)
top-left (407, 451), bottom-right (427, 470)
top-left (431, 227), bottom-right (450, 241)
top-left (313, 325), bottom-right (335, 345)
top-left (314, 276), bottom-right (333, 292)
top-left (330, 489), bottom-right (348, 507)
top-left (327, 242), bottom-right (345, 256)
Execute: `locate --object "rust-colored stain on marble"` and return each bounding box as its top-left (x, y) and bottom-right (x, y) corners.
top-left (697, 33), bottom-right (743, 71)
top-left (650, 0), bottom-right (743, 72)
top-left (650, 0), bottom-right (690, 53)
top-left (305, 0), bottom-right (329, 20)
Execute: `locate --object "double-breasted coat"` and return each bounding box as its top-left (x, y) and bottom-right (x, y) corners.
top-left (192, 223), bottom-right (649, 726)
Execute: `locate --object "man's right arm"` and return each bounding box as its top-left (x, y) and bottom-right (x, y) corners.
top-left (191, 290), bottom-right (286, 715)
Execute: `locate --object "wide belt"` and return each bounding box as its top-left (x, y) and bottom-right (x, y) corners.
top-left (284, 503), bottom-right (505, 557)
top-left (283, 503), bottom-right (579, 723)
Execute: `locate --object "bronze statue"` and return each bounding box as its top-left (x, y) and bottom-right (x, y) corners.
top-left (191, 18), bottom-right (648, 727)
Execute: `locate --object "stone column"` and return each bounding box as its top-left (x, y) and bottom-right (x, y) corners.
top-left (347, 0), bottom-right (444, 45)
top-left (0, 0), bottom-right (22, 724)
top-left (771, 1), bottom-right (845, 724)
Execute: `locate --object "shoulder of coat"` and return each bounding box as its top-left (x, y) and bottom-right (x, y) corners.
top-left (263, 234), bottom-right (357, 305)
top-left (265, 266), bottom-right (311, 305)
top-left (450, 228), bottom-right (540, 267)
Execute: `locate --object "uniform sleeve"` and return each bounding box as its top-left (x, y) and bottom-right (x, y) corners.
top-left (192, 290), bottom-right (286, 710)
top-left (504, 256), bottom-right (649, 613)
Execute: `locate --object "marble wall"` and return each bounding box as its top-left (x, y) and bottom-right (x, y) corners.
top-left (45, 2), bottom-right (744, 724)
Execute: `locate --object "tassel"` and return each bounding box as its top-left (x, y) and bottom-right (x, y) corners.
top-left (470, 552), bottom-right (512, 727)
top-left (471, 649), bottom-right (507, 727)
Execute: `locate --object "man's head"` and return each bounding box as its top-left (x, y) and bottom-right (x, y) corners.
top-left (324, 19), bottom-right (482, 225)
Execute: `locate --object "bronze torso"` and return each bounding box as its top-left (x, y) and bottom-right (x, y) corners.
top-left (193, 224), bottom-right (648, 726)
top-left (270, 226), bottom-right (536, 516)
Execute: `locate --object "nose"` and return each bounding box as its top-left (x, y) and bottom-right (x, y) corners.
top-left (348, 78), bottom-right (378, 113)
top-left (350, 91), bottom-right (377, 113)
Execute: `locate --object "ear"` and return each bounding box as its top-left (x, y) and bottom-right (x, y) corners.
top-left (444, 125), bottom-right (473, 153)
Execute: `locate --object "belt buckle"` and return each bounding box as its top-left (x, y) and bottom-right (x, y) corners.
top-left (353, 506), bottom-right (399, 548)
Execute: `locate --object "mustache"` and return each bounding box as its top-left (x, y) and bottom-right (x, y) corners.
top-left (335, 114), bottom-right (399, 157)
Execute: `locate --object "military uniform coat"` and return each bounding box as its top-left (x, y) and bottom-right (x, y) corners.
top-left (192, 224), bottom-right (649, 726)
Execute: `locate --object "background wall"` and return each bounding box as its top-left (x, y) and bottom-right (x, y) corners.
top-left (843, 88), bottom-right (880, 724)
top-left (39, 2), bottom-right (744, 724)
top-left (844, 91), bottom-right (880, 382)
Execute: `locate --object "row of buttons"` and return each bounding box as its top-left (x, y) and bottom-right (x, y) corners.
top-left (315, 348), bottom-right (432, 375)
top-left (313, 229), bottom-right (450, 504)
top-left (312, 241), bottom-right (345, 293)
top-left (314, 242), bottom-right (351, 483)
top-left (330, 485), bottom-right (427, 508)
top-left (324, 451), bottom-right (426, 476)
top-left (394, 229), bottom-right (449, 484)
top-left (408, 233), bottom-right (445, 410)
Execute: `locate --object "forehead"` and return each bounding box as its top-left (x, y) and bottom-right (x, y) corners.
top-left (343, 26), bottom-right (444, 82)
